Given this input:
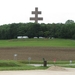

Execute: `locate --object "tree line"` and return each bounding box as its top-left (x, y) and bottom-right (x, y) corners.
top-left (0, 21), bottom-right (75, 39)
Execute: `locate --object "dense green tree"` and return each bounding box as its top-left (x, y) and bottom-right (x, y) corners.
top-left (27, 23), bottom-right (41, 38)
top-left (72, 34), bottom-right (75, 39)
top-left (0, 22), bottom-right (75, 39)
top-left (65, 20), bottom-right (74, 24)
top-left (44, 31), bottom-right (50, 38)
top-left (9, 23), bottom-right (19, 39)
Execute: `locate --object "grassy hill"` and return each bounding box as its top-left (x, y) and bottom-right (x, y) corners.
top-left (0, 38), bottom-right (75, 47)
top-left (0, 38), bottom-right (75, 61)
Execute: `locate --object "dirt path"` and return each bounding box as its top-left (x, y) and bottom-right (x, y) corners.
top-left (0, 68), bottom-right (75, 75)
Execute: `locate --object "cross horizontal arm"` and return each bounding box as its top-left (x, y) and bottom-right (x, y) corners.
top-left (32, 11), bottom-right (41, 14)
top-left (30, 18), bottom-right (35, 20)
top-left (30, 17), bottom-right (43, 20)
top-left (38, 18), bottom-right (43, 20)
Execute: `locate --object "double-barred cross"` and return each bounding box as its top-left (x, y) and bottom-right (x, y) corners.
top-left (30, 7), bottom-right (43, 23)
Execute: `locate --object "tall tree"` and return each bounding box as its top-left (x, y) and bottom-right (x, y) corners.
top-left (65, 20), bottom-right (74, 24)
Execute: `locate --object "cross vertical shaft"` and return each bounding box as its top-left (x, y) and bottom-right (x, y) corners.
top-left (30, 7), bottom-right (43, 23)
top-left (35, 7), bottom-right (38, 23)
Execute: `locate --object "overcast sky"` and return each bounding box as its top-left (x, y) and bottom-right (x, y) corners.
top-left (0, 0), bottom-right (75, 25)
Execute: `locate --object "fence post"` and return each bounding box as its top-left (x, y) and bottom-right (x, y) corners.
top-left (44, 60), bottom-right (47, 67)
top-left (43, 58), bottom-right (47, 67)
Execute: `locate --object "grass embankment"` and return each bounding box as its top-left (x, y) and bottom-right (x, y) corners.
top-left (0, 39), bottom-right (75, 47)
top-left (0, 60), bottom-right (75, 70)
top-left (0, 60), bottom-right (48, 70)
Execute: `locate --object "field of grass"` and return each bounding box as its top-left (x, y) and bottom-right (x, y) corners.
top-left (0, 38), bottom-right (75, 47)
top-left (0, 39), bottom-right (75, 70)
top-left (0, 60), bottom-right (48, 70)
top-left (0, 60), bottom-right (75, 70)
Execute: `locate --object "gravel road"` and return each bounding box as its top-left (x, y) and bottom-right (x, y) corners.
top-left (0, 68), bottom-right (75, 75)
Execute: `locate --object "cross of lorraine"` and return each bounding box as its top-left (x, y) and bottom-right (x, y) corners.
top-left (30, 7), bottom-right (43, 23)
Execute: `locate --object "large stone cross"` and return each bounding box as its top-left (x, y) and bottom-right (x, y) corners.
top-left (30, 7), bottom-right (43, 23)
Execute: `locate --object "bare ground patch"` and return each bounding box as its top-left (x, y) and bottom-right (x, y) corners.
top-left (0, 47), bottom-right (75, 61)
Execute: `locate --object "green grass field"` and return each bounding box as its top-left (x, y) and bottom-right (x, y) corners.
top-left (0, 38), bottom-right (75, 70)
top-left (0, 60), bottom-right (75, 70)
top-left (0, 38), bottom-right (75, 47)
top-left (0, 60), bottom-right (48, 70)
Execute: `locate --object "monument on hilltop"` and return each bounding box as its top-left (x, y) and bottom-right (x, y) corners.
top-left (30, 7), bottom-right (43, 23)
